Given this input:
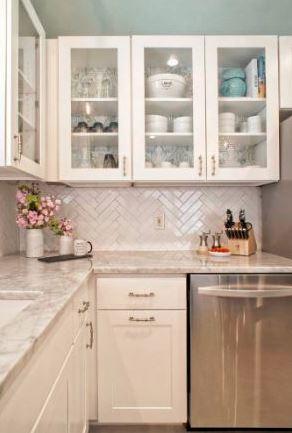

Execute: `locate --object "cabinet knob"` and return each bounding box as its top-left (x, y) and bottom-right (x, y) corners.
top-left (129, 316), bottom-right (155, 322)
top-left (128, 292), bottom-right (155, 298)
top-left (86, 321), bottom-right (94, 349)
top-left (13, 134), bottom-right (22, 162)
top-left (78, 300), bottom-right (90, 314)
top-left (211, 155), bottom-right (216, 176)
top-left (198, 155), bottom-right (203, 176)
top-left (123, 156), bottom-right (127, 177)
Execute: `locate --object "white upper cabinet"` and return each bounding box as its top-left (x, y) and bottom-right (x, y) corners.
top-left (279, 36), bottom-right (292, 109)
top-left (58, 36), bottom-right (131, 182)
top-left (1, 0), bottom-right (46, 178)
top-left (205, 36), bottom-right (279, 183)
top-left (132, 35), bottom-right (206, 182)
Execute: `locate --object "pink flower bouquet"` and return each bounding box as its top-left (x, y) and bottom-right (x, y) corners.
top-left (16, 184), bottom-right (61, 230)
top-left (49, 217), bottom-right (73, 236)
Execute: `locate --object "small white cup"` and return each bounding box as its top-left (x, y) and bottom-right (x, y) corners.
top-left (240, 121), bottom-right (248, 133)
top-left (74, 239), bottom-right (93, 256)
top-left (247, 115), bottom-right (262, 133)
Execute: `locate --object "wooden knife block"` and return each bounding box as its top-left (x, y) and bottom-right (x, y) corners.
top-left (227, 228), bottom-right (257, 256)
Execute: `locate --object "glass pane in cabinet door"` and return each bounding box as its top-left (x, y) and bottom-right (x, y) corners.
top-left (71, 49), bottom-right (118, 169)
top-left (18, 1), bottom-right (41, 163)
top-left (144, 48), bottom-right (194, 169)
top-left (218, 48), bottom-right (267, 170)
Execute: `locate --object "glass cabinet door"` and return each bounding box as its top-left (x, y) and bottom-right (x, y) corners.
top-left (132, 36), bottom-right (205, 181)
top-left (10, 0), bottom-right (45, 177)
top-left (206, 36), bottom-right (279, 183)
top-left (59, 37), bottom-right (131, 181)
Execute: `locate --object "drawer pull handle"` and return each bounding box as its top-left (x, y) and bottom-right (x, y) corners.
top-left (128, 292), bottom-right (155, 298)
top-left (78, 301), bottom-right (90, 314)
top-left (86, 321), bottom-right (94, 349)
top-left (129, 316), bottom-right (155, 322)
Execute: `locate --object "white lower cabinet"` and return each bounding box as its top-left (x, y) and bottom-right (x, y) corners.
top-left (97, 276), bottom-right (187, 424)
top-left (32, 358), bottom-right (70, 433)
top-left (31, 322), bottom-right (88, 433)
top-left (68, 323), bottom-right (87, 433)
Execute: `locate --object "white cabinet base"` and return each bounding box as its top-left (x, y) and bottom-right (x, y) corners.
top-left (97, 309), bottom-right (187, 424)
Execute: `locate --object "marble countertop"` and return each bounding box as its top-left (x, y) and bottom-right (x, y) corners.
top-left (1, 250), bottom-right (292, 399)
top-left (92, 250), bottom-right (292, 274)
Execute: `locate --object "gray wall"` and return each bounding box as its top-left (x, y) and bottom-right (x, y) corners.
top-left (32, 0), bottom-right (292, 38)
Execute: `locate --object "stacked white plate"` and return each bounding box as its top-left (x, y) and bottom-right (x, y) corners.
top-left (219, 112), bottom-right (236, 133)
top-left (146, 114), bottom-right (168, 132)
top-left (147, 73), bottom-right (186, 98)
top-left (173, 116), bottom-right (193, 133)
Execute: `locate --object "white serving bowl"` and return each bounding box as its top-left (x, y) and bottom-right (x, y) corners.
top-left (147, 73), bottom-right (186, 98)
top-left (146, 114), bottom-right (168, 132)
top-left (174, 116), bottom-right (193, 133)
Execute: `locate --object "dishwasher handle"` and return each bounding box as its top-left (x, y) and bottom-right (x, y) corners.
top-left (198, 285), bottom-right (292, 298)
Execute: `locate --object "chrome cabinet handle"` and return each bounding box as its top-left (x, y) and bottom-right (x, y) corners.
top-left (123, 156), bottom-right (127, 176)
top-left (78, 301), bottom-right (90, 314)
top-left (198, 155), bottom-right (203, 176)
top-left (211, 155), bottom-right (216, 176)
top-left (86, 321), bottom-right (94, 349)
top-left (129, 316), bottom-right (155, 322)
top-left (13, 134), bottom-right (22, 162)
top-left (128, 292), bottom-right (155, 298)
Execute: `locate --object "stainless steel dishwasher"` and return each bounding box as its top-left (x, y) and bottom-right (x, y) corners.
top-left (189, 274), bottom-right (292, 429)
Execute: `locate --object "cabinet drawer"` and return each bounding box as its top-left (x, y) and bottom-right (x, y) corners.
top-left (96, 277), bottom-right (186, 310)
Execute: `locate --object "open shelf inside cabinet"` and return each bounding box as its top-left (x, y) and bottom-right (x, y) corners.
top-left (145, 132), bottom-right (193, 146)
top-left (145, 98), bottom-right (193, 116)
top-left (71, 98), bottom-right (118, 117)
top-left (71, 133), bottom-right (118, 145)
top-left (218, 97), bottom-right (266, 116)
top-left (219, 132), bottom-right (267, 146)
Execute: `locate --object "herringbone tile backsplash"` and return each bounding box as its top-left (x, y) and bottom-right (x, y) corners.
top-left (31, 185), bottom-right (262, 252)
top-left (0, 183), bottom-right (18, 257)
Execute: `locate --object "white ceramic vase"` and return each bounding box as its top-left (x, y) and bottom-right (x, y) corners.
top-left (26, 229), bottom-right (44, 258)
top-left (59, 236), bottom-right (73, 255)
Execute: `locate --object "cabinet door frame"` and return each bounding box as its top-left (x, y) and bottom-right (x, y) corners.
top-left (279, 36), bottom-right (292, 109)
top-left (0, 0), bottom-right (6, 166)
top-left (97, 309), bottom-right (187, 423)
top-left (205, 35), bottom-right (279, 183)
top-left (58, 36), bottom-right (132, 182)
top-left (132, 35), bottom-right (206, 182)
top-left (6, 0), bottom-right (46, 177)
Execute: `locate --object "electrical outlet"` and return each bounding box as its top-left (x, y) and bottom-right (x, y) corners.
top-left (154, 210), bottom-right (165, 230)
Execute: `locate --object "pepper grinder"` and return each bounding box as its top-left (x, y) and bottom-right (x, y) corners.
top-left (197, 231), bottom-right (210, 255)
top-left (212, 231), bottom-right (223, 249)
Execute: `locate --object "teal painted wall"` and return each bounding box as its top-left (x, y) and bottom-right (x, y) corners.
top-left (32, 0), bottom-right (292, 38)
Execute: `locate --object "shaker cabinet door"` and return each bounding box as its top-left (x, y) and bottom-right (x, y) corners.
top-left (31, 360), bottom-right (69, 433)
top-left (97, 309), bottom-right (187, 423)
top-left (68, 323), bottom-right (87, 433)
top-left (5, 0), bottom-right (46, 178)
top-left (58, 36), bottom-right (131, 182)
top-left (132, 35), bottom-right (206, 182)
top-left (205, 35), bottom-right (279, 183)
